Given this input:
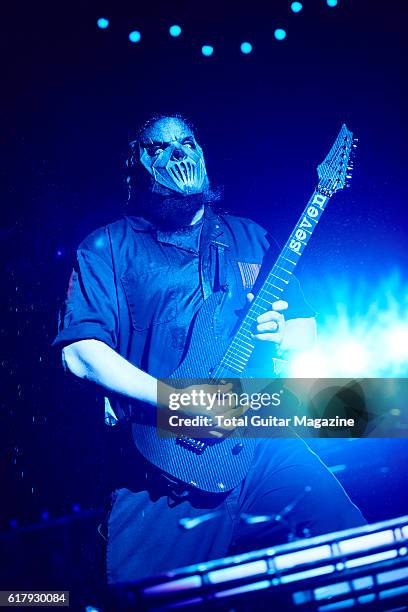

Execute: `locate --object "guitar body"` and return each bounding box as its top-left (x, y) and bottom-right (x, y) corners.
top-left (132, 292), bottom-right (258, 493)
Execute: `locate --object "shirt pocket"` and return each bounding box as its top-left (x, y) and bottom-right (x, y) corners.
top-left (121, 265), bottom-right (178, 331)
top-left (233, 260), bottom-right (262, 291)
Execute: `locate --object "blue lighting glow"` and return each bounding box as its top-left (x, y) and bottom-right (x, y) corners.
top-left (274, 28), bottom-right (287, 41)
top-left (327, 0), bottom-right (338, 6)
top-left (289, 272), bottom-right (408, 378)
top-left (94, 237), bottom-right (105, 249)
top-left (169, 25), bottom-right (182, 37)
top-left (129, 30), bottom-right (141, 44)
top-left (240, 42), bottom-right (253, 54)
top-left (291, 2), bottom-right (303, 13)
top-left (201, 45), bottom-right (214, 57)
top-left (97, 17), bottom-right (109, 30)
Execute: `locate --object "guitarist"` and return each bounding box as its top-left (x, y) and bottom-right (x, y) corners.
top-left (53, 115), bottom-right (365, 584)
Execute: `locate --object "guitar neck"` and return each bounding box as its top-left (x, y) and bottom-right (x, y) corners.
top-left (214, 189), bottom-right (331, 377)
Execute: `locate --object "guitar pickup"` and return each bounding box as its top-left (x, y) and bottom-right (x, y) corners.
top-left (176, 436), bottom-right (208, 454)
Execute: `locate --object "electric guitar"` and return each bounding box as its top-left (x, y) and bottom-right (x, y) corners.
top-left (131, 124), bottom-right (357, 492)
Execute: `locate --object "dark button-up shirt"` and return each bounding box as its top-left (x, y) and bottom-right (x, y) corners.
top-left (53, 207), bottom-right (315, 379)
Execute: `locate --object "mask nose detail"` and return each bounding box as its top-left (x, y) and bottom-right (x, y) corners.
top-left (171, 146), bottom-right (187, 161)
top-left (141, 140), bottom-right (207, 194)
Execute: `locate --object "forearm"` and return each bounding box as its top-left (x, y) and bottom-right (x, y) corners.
top-left (280, 317), bottom-right (316, 353)
top-left (62, 339), bottom-right (159, 406)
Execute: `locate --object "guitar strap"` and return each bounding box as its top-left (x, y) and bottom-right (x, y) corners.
top-left (213, 240), bottom-right (230, 293)
top-left (199, 210), bottom-right (231, 299)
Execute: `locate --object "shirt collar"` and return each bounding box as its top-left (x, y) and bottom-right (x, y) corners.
top-left (126, 215), bottom-right (156, 233)
top-left (126, 206), bottom-right (225, 245)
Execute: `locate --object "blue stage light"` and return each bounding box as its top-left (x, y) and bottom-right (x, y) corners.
top-left (201, 45), bottom-right (214, 57)
top-left (327, 0), bottom-right (338, 6)
top-left (274, 28), bottom-right (287, 41)
top-left (94, 237), bottom-right (105, 249)
top-left (97, 17), bottom-right (109, 30)
top-left (289, 272), bottom-right (408, 378)
top-left (129, 30), bottom-right (141, 44)
top-left (291, 2), bottom-right (303, 13)
top-left (169, 25), bottom-right (182, 37)
top-left (240, 42), bottom-right (253, 54)
top-left (335, 341), bottom-right (369, 376)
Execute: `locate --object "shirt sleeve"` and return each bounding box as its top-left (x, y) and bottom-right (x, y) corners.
top-left (52, 246), bottom-right (119, 350)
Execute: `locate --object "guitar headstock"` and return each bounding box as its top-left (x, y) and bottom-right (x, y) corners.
top-left (317, 124), bottom-right (358, 196)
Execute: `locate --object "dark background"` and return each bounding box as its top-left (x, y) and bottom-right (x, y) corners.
top-left (1, 0), bottom-right (407, 604)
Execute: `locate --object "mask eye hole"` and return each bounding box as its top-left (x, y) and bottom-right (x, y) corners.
top-left (150, 147), bottom-right (164, 156)
top-left (144, 144), bottom-right (166, 157)
top-left (182, 138), bottom-right (195, 150)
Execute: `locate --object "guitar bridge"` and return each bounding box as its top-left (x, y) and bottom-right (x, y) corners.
top-left (176, 436), bottom-right (208, 454)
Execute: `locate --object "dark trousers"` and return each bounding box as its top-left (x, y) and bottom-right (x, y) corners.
top-left (106, 437), bottom-right (365, 583)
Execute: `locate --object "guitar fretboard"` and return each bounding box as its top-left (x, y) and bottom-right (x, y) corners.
top-left (213, 190), bottom-right (330, 377)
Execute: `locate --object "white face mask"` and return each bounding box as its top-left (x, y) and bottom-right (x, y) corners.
top-left (139, 136), bottom-right (207, 195)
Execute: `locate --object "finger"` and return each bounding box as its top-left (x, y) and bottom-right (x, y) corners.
top-left (256, 320), bottom-right (279, 333)
top-left (212, 401), bottom-right (237, 414)
top-left (271, 300), bottom-right (288, 312)
top-left (210, 419), bottom-right (239, 434)
top-left (208, 430), bottom-right (225, 439)
top-left (208, 421), bottom-right (236, 437)
top-left (253, 332), bottom-right (282, 343)
top-left (256, 310), bottom-right (283, 324)
top-left (211, 403), bottom-right (243, 420)
top-left (233, 403), bottom-right (251, 417)
top-left (207, 404), bottom-right (252, 438)
top-left (218, 384), bottom-right (233, 396)
top-left (208, 383), bottom-right (233, 394)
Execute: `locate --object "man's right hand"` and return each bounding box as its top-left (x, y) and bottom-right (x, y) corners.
top-left (159, 381), bottom-right (250, 439)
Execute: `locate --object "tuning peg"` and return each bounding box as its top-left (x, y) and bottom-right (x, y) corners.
top-left (346, 174), bottom-right (352, 179)
top-left (347, 166), bottom-right (353, 171)
top-left (352, 138), bottom-right (359, 148)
